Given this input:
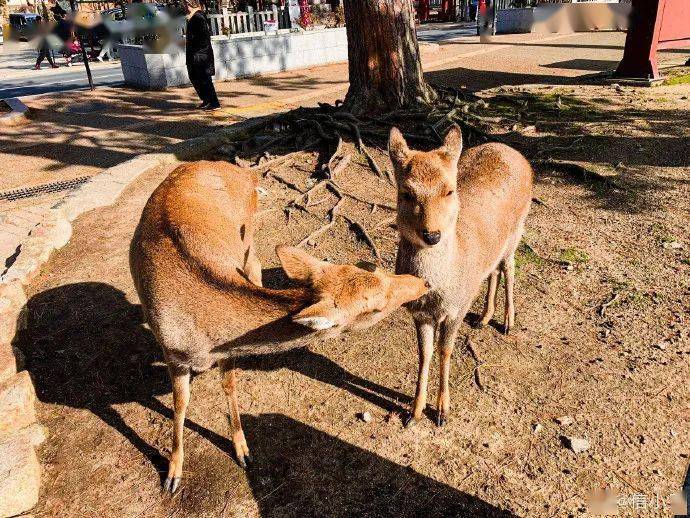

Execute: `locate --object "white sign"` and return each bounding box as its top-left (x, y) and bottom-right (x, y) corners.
top-left (264, 20), bottom-right (278, 32)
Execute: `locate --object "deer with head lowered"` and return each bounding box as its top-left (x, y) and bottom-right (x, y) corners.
top-left (130, 160), bottom-right (429, 493)
top-left (389, 125), bottom-right (533, 428)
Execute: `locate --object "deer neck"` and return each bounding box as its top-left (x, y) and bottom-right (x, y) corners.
top-left (218, 282), bottom-right (320, 356)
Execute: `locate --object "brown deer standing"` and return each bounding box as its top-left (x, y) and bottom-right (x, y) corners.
top-left (130, 161), bottom-right (428, 493)
top-left (389, 125), bottom-right (533, 427)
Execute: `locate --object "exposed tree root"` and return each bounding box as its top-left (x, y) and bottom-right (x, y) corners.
top-left (328, 195), bottom-right (344, 222)
top-left (342, 216), bottom-right (381, 259)
top-left (360, 143), bottom-right (389, 183)
top-left (253, 153), bottom-right (298, 172)
top-left (329, 154), bottom-right (352, 180)
top-left (232, 87), bottom-right (498, 260)
top-left (465, 337), bottom-right (485, 392)
top-left (598, 291), bottom-right (621, 318)
top-left (244, 83), bottom-right (489, 171)
top-left (265, 171), bottom-right (303, 193)
top-left (297, 221), bottom-right (335, 247)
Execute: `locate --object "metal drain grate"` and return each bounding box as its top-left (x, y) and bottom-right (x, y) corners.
top-left (0, 176), bottom-right (91, 202)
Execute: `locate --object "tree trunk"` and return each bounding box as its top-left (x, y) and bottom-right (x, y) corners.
top-left (343, 0), bottom-right (436, 114)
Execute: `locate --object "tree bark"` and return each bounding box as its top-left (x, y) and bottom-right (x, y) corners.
top-left (343, 0), bottom-right (436, 114)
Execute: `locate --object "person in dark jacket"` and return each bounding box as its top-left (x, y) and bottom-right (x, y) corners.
top-left (184, 0), bottom-right (220, 110)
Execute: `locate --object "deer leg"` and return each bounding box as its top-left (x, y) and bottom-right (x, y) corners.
top-left (164, 365), bottom-right (190, 494)
top-left (219, 359), bottom-right (251, 468)
top-left (405, 319), bottom-right (435, 428)
top-left (478, 269), bottom-right (500, 328)
top-left (436, 317), bottom-right (461, 427)
top-left (502, 251), bottom-right (516, 334)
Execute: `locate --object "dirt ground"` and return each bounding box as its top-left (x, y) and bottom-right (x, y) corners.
top-left (16, 72), bottom-right (690, 516)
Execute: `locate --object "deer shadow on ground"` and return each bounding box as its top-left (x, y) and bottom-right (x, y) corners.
top-left (238, 413), bottom-right (515, 517)
top-left (16, 281), bottom-right (415, 484)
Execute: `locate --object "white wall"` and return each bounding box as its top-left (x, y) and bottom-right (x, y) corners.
top-left (120, 27), bottom-right (348, 90)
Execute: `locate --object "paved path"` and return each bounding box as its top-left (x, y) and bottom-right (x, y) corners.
top-left (0, 65), bottom-right (124, 99)
top-left (417, 22), bottom-right (477, 43)
top-left (0, 41), bottom-right (122, 99)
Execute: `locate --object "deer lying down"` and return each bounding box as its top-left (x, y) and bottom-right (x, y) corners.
top-left (390, 125), bottom-right (533, 428)
top-left (130, 161), bottom-right (428, 493)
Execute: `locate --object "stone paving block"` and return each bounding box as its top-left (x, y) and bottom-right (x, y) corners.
top-left (103, 156), bottom-right (161, 184)
top-left (58, 183), bottom-right (124, 222)
top-left (0, 281), bottom-right (26, 344)
top-left (0, 423), bottom-right (48, 448)
top-left (2, 240), bottom-right (48, 285)
top-left (0, 222), bottom-right (29, 238)
top-left (0, 435), bottom-right (41, 517)
top-left (2, 210), bottom-right (42, 229)
top-left (30, 213), bottom-right (72, 251)
top-left (0, 233), bottom-right (21, 268)
top-left (0, 343), bottom-right (18, 385)
top-left (0, 371), bottom-right (37, 436)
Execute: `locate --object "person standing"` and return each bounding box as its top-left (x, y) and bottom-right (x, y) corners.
top-left (184, 0), bottom-right (220, 110)
top-left (34, 15), bottom-right (60, 70)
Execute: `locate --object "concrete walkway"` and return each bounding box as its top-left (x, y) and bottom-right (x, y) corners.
top-left (1, 30), bottom-right (688, 267)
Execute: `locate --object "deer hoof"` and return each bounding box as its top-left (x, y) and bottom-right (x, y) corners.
top-left (403, 413), bottom-right (417, 428)
top-left (162, 476), bottom-right (181, 494)
top-left (237, 452), bottom-right (253, 469)
top-left (436, 412), bottom-right (447, 427)
top-left (474, 317), bottom-right (489, 329)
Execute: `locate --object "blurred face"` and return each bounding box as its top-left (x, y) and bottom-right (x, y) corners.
top-left (276, 247), bottom-right (429, 334)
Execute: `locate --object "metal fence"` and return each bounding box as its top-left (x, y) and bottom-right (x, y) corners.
top-left (208, 5), bottom-right (291, 36)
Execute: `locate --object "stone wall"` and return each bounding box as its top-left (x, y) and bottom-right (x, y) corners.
top-left (120, 27), bottom-right (348, 90)
top-left (0, 282), bottom-right (46, 517)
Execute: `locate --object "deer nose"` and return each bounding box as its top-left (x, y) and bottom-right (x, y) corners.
top-left (421, 230), bottom-right (441, 245)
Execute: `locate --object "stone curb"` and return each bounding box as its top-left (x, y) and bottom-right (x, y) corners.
top-left (0, 98), bottom-right (30, 127)
top-left (0, 114), bottom-right (269, 517)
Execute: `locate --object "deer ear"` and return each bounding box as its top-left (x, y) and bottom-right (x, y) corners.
top-left (439, 124), bottom-right (463, 166)
top-left (388, 127), bottom-right (411, 173)
top-left (293, 299), bottom-right (337, 330)
top-left (276, 246), bottom-right (325, 283)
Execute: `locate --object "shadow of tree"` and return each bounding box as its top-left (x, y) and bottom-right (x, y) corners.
top-left (443, 89), bottom-right (690, 215)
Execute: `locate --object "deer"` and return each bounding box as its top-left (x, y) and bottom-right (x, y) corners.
top-left (388, 125), bottom-right (533, 428)
top-left (129, 160), bottom-right (429, 493)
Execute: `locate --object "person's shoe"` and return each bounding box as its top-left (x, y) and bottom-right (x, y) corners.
top-left (34, 64), bottom-right (41, 70)
top-left (202, 103), bottom-right (221, 111)
top-left (95, 56), bottom-right (104, 62)
top-left (51, 64), bottom-right (60, 68)
top-left (196, 102), bottom-right (210, 109)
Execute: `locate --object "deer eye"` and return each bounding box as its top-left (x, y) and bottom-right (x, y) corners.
top-left (445, 190), bottom-right (454, 197)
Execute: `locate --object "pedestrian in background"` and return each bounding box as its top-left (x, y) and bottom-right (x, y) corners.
top-left (52, 6), bottom-right (76, 66)
top-left (34, 14), bottom-right (60, 69)
top-left (183, 0), bottom-right (220, 110)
